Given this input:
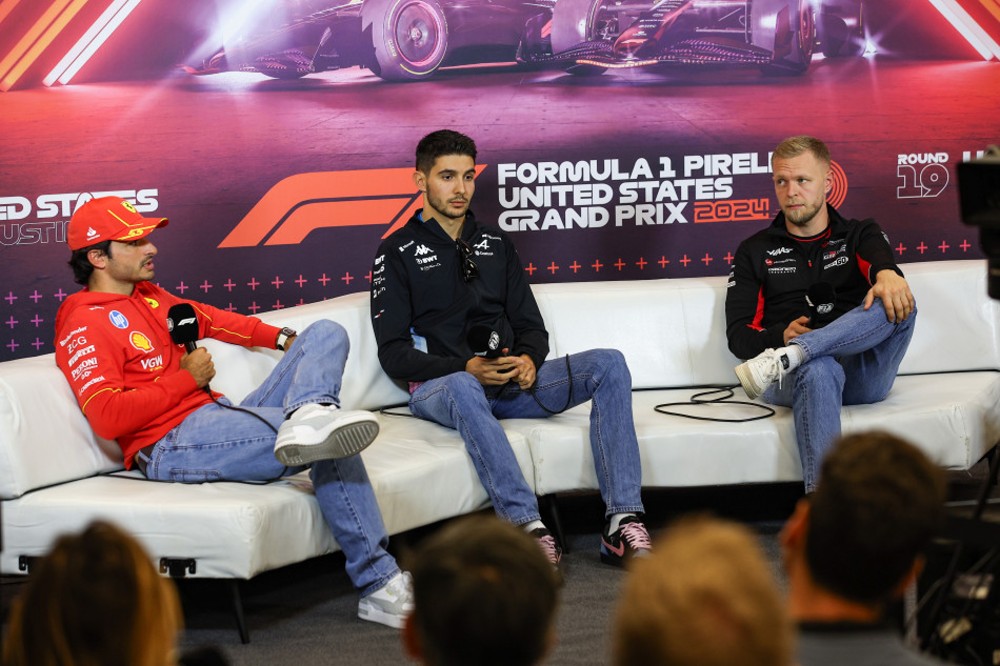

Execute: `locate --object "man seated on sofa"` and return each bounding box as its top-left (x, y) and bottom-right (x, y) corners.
top-left (54, 196), bottom-right (412, 629)
top-left (781, 431), bottom-right (947, 664)
top-left (370, 129), bottom-right (650, 567)
top-left (725, 135), bottom-right (917, 492)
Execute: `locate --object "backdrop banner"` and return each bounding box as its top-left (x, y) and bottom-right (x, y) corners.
top-left (1, 0), bottom-right (997, 361)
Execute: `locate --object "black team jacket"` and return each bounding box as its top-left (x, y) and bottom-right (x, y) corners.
top-left (370, 209), bottom-right (549, 383)
top-left (725, 204), bottom-right (903, 361)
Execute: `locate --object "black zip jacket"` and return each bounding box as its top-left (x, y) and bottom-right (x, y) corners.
top-left (371, 209), bottom-right (549, 383)
top-left (725, 204), bottom-right (902, 360)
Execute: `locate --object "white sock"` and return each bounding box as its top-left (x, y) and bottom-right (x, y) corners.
top-left (522, 520), bottom-right (546, 533)
top-left (779, 344), bottom-right (805, 371)
top-left (608, 513), bottom-right (636, 535)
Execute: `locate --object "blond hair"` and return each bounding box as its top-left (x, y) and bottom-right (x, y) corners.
top-left (613, 515), bottom-right (793, 666)
top-left (2, 521), bottom-right (182, 666)
top-left (773, 135), bottom-right (831, 168)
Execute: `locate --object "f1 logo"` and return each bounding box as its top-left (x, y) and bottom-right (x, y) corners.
top-left (219, 165), bottom-right (487, 248)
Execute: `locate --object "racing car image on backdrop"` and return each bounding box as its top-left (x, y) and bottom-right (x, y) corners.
top-left (548, 0), bottom-right (866, 75)
top-left (186, 0), bottom-right (865, 81)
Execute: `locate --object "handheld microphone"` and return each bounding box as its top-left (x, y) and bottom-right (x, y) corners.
top-left (467, 324), bottom-right (505, 358)
top-left (806, 282), bottom-right (836, 328)
top-left (167, 303), bottom-right (212, 395)
top-left (167, 303), bottom-right (200, 352)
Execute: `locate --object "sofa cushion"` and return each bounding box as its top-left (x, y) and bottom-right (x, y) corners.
top-left (0, 472), bottom-right (337, 579)
top-left (894, 260), bottom-right (1000, 375)
top-left (0, 355), bottom-right (120, 500)
top-left (510, 372), bottom-right (1000, 496)
top-left (532, 277), bottom-right (739, 389)
top-left (531, 261), bottom-right (1000, 393)
top-left (0, 413), bottom-right (533, 578)
top-left (221, 293), bottom-right (410, 410)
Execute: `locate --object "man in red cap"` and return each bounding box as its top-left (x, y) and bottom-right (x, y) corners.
top-left (54, 196), bottom-right (413, 628)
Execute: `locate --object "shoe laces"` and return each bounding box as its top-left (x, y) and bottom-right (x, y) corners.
top-left (394, 571), bottom-right (412, 596)
top-left (379, 571), bottom-right (412, 601)
top-left (532, 530), bottom-right (562, 565)
top-left (618, 521), bottom-right (651, 551)
top-left (761, 349), bottom-right (788, 390)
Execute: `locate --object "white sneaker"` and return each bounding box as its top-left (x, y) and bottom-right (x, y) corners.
top-left (734, 348), bottom-right (794, 400)
top-left (357, 571), bottom-right (413, 629)
top-left (274, 404), bottom-right (379, 465)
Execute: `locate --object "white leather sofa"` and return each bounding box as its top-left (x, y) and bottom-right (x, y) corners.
top-left (2, 259), bottom-right (998, 639)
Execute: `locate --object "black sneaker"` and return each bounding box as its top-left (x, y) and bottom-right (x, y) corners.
top-left (600, 515), bottom-right (651, 567)
top-left (530, 527), bottom-right (563, 566)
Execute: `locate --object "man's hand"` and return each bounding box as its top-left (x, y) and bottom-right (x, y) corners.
top-left (783, 315), bottom-right (813, 344)
top-left (510, 354), bottom-right (536, 390)
top-left (465, 353), bottom-right (536, 388)
top-left (180, 347), bottom-right (215, 388)
top-left (865, 269), bottom-right (915, 323)
top-left (282, 334), bottom-right (297, 352)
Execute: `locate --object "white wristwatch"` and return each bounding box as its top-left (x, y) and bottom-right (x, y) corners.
top-left (276, 327), bottom-right (297, 351)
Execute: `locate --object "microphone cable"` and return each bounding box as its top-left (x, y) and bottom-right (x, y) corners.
top-left (206, 394), bottom-right (278, 434)
top-left (653, 385), bottom-right (775, 422)
top-left (168, 303), bottom-right (280, 435)
top-left (105, 390), bottom-right (284, 485)
top-left (526, 354), bottom-right (573, 415)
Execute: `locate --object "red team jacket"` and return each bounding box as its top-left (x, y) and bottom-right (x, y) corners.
top-left (54, 281), bottom-right (281, 469)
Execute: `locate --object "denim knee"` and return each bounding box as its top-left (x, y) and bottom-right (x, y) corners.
top-left (301, 318), bottom-right (348, 344)
top-left (449, 371), bottom-right (484, 393)
top-left (411, 372), bottom-right (489, 421)
top-left (590, 348), bottom-right (631, 380)
top-left (795, 355), bottom-right (845, 393)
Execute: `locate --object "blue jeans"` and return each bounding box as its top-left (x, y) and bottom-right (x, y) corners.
top-left (409, 348), bottom-right (644, 525)
top-left (763, 300), bottom-right (917, 491)
top-left (138, 320), bottom-right (398, 596)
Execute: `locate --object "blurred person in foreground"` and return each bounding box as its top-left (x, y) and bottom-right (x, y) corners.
top-left (2, 520), bottom-right (183, 666)
top-left (402, 515), bottom-right (561, 666)
top-left (613, 514), bottom-right (794, 666)
top-left (782, 431), bottom-right (947, 665)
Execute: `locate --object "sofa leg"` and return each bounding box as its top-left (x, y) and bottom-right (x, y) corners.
top-left (987, 445), bottom-right (999, 486)
top-left (538, 494), bottom-right (569, 554)
top-left (228, 579), bottom-right (250, 644)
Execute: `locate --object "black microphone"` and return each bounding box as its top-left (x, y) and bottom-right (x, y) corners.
top-left (167, 303), bottom-right (200, 352)
top-left (168, 303), bottom-right (212, 395)
top-left (806, 282), bottom-right (837, 328)
top-left (467, 324), bottom-right (505, 358)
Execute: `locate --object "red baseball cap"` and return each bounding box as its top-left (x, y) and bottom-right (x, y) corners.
top-left (67, 196), bottom-right (169, 251)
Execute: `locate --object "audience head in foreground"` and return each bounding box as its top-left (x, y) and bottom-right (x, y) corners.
top-left (2, 520), bottom-right (182, 666)
top-left (784, 430), bottom-right (947, 615)
top-left (783, 430), bottom-right (948, 664)
top-left (403, 515), bottom-right (560, 666)
top-left (613, 515), bottom-right (793, 666)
